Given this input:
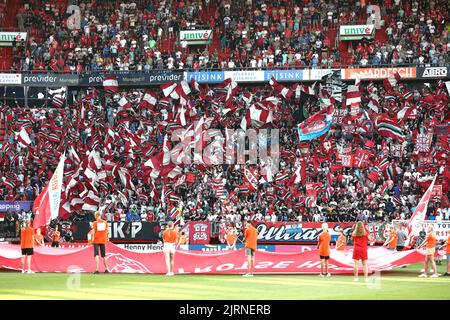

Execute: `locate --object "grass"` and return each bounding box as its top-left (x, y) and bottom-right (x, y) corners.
top-left (0, 263), bottom-right (449, 300)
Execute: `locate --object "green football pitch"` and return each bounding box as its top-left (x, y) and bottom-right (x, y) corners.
top-left (0, 263), bottom-right (449, 300)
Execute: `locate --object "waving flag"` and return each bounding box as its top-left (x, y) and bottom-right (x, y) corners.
top-left (18, 127), bottom-right (32, 147)
top-left (345, 84), bottom-right (361, 106)
top-left (240, 105), bottom-right (273, 130)
top-left (383, 72), bottom-right (401, 92)
top-left (161, 82), bottom-right (177, 97)
top-left (48, 87), bottom-right (66, 107)
top-left (406, 174), bottom-right (437, 247)
top-left (244, 168), bottom-right (259, 191)
top-left (32, 153), bottom-right (66, 229)
top-left (140, 91), bottom-right (158, 110)
top-left (103, 75), bottom-right (119, 92)
top-left (375, 116), bottom-right (404, 141)
top-left (297, 106), bottom-right (333, 141)
top-left (269, 77), bottom-right (293, 100)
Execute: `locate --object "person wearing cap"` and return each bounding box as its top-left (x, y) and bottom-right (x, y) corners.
top-left (20, 220), bottom-right (35, 274)
top-left (91, 211), bottom-right (110, 274)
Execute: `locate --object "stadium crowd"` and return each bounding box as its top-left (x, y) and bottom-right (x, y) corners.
top-left (0, 75), bottom-right (449, 237)
top-left (8, 0), bottom-right (450, 72)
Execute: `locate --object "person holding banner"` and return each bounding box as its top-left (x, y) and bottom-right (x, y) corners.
top-left (352, 221), bottom-right (369, 282)
top-left (20, 220), bottom-right (35, 274)
top-left (418, 225), bottom-right (439, 278)
top-left (163, 221), bottom-right (178, 276)
top-left (92, 212), bottom-right (110, 274)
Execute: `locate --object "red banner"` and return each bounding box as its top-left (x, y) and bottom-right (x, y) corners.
top-left (0, 243), bottom-right (425, 274)
top-left (243, 168), bottom-right (259, 191)
top-left (188, 221), bottom-right (211, 244)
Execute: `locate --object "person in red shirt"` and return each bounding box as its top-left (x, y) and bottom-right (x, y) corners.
top-left (163, 221), bottom-right (178, 276)
top-left (20, 220), bottom-right (35, 274)
top-left (418, 225), bottom-right (439, 278)
top-left (352, 221), bottom-right (369, 282)
top-left (317, 223), bottom-right (331, 277)
top-left (243, 221), bottom-right (258, 276)
top-left (91, 212), bottom-right (109, 274)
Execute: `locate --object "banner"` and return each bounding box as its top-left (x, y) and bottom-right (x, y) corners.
top-left (188, 221), bottom-right (211, 245)
top-left (0, 243), bottom-right (425, 274)
top-left (185, 71), bottom-right (225, 83)
top-left (0, 73), bottom-right (22, 85)
top-left (117, 243), bottom-right (165, 252)
top-left (243, 168), bottom-right (259, 191)
top-left (309, 69), bottom-right (340, 81)
top-left (0, 201), bottom-right (32, 212)
top-left (297, 115), bottom-right (332, 141)
top-left (0, 32), bottom-right (27, 46)
top-left (0, 221), bottom-right (19, 241)
top-left (224, 70), bottom-right (265, 83)
top-left (393, 220), bottom-right (450, 242)
top-left (22, 74), bottom-right (79, 87)
top-left (341, 67), bottom-right (416, 80)
top-left (253, 222), bottom-right (392, 244)
top-left (32, 153), bottom-right (65, 230)
top-left (49, 153), bottom-right (65, 219)
top-left (179, 29), bottom-right (213, 45)
top-left (254, 222), bottom-right (353, 243)
top-left (264, 70), bottom-right (307, 82)
top-left (339, 25), bottom-right (375, 40)
top-left (72, 221), bottom-right (161, 242)
top-left (79, 71), bottom-right (184, 86)
top-left (406, 174), bottom-right (437, 245)
top-left (416, 66), bottom-right (449, 79)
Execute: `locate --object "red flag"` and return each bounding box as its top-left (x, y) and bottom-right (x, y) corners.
top-left (103, 75), bottom-right (119, 92)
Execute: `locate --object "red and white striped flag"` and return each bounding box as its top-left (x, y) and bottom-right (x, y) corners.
top-left (103, 75), bottom-right (119, 92)
top-left (161, 82), bottom-right (178, 97)
top-left (118, 96), bottom-right (132, 111)
top-left (345, 85), bottom-right (361, 106)
top-left (18, 127), bottom-right (32, 147)
top-left (82, 190), bottom-right (101, 212)
top-left (140, 91), bottom-right (158, 110)
top-left (269, 77), bottom-right (293, 100)
top-left (240, 105), bottom-right (273, 130)
top-left (383, 72), bottom-right (401, 92)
